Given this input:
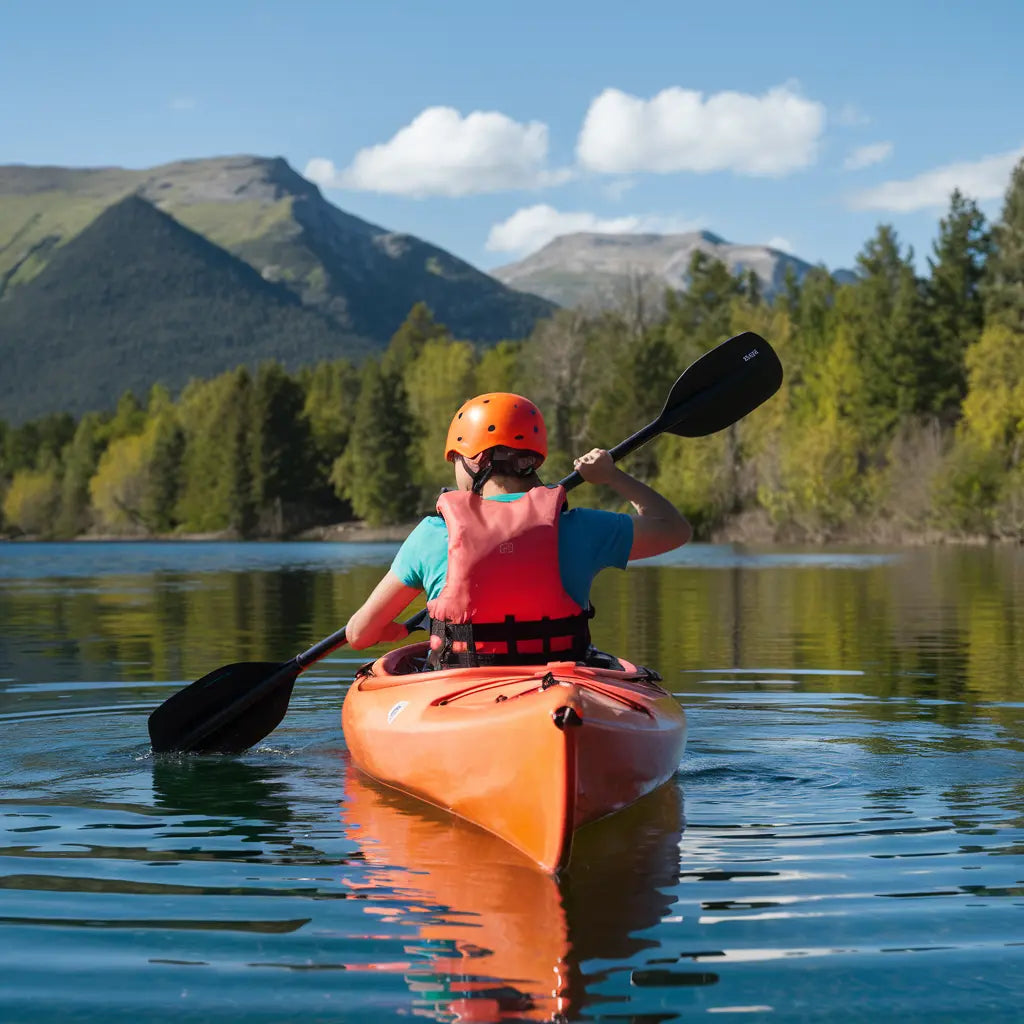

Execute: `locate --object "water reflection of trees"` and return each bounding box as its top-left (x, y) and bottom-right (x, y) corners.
top-left (4, 550), bottom-right (1024, 725)
top-left (589, 549), bottom-right (1024, 721)
top-left (1, 565), bottom-right (385, 689)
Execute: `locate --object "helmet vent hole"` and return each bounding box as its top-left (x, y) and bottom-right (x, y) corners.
top-left (514, 433), bottom-right (524, 440)
top-left (457, 436), bottom-right (463, 442)
top-left (533, 425), bottom-right (539, 433)
top-left (483, 398), bottom-right (491, 404)
top-left (458, 412), bottom-right (463, 419)
top-left (487, 424), bottom-right (496, 432)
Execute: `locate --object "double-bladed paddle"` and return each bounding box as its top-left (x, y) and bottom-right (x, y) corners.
top-left (557, 330), bottom-right (782, 491)
top-left (147, 608), bottom-right (431, 755)
top-left (147, 329), bottom-right (782, 755)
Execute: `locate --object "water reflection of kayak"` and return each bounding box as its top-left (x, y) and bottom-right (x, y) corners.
top-left (342, 642), bottom-right (687, 874)
top-left (339, 766), bottom-right (685, 1023)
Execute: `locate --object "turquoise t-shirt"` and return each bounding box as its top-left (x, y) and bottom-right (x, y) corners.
top-left (391, 492), bottom-right (634, 607)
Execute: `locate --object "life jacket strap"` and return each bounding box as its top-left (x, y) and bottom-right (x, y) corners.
top-left (429, 608), bottom-right (594, 668)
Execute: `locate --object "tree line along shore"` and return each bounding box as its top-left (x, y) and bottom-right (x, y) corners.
top-left (2, 161), bottom-right (1024, 545)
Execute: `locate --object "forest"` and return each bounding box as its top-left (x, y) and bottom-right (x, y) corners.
top-left (2, 159), bottom-right (1023, 543)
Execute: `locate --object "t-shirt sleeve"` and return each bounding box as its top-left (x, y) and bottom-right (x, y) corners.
top-left (390, 518), bottom-right (435, 589)
top-left (390, 516), bottom-right (449, 596)
top-left (573, 507), bottom-right (634, 570)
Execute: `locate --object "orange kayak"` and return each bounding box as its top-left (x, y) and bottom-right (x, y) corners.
top-left (341, 641), bottom-right (687, 873)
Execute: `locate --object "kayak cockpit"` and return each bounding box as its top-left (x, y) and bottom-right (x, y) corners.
top-left (357, 640), bottom-right (643, 681)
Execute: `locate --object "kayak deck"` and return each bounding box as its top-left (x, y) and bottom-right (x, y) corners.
top-left (342, 642), bottom-right (686, 873)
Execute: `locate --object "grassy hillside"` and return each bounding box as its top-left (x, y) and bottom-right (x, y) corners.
top-left (0, 194), bottom-right (369, 423)
top-left (0, 156), bottom-right (555, 343)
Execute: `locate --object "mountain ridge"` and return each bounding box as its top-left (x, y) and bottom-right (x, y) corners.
top-left (0, 155), bottom-right (555, 343)
top-left (493, 229), bottom-right (855, 308)
top-left (0, 193), bottom-right (370, 423)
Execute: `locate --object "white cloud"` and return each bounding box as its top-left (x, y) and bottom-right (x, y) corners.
top-left (168, 97), bottom-right (197, 111)
top-left (843, 141), bottom-right (893, 171)
top-left (849, 144), bottom-right (1024, 211)
top-left (486, 204), bottom-right (702, 257)
top-left (575, 83), bottom-right (825, 177)
top-left (304, 106), bottom-right (572, 197)
top-left (766, 236), bottom-right (794, 253)
top-left (304, 158), bottom-right (339, 187)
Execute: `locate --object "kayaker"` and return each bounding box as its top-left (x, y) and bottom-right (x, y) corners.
top-left (345, 392), bottom-right (691, 663)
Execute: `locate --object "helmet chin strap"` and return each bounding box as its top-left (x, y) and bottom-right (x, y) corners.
top-left (461, 453), bottom-right (494, 495)
top-left (461, 448), bottom-right (542, 495)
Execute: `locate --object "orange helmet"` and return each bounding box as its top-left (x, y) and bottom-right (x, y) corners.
top-left (444, 393), bottom-right (547, 464)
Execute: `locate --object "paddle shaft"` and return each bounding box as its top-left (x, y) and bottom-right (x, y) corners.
top-left (558, 419), bottom-right (661, 492)
top-left (297, 605), bottom-right (429, 667)
top-left (297, 624), bottom-right (351, 668)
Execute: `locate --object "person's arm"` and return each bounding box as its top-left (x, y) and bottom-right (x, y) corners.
top-left (345, 570), bottom-right (422, 649)
top-left (572, 448), bottom-right (692, 560)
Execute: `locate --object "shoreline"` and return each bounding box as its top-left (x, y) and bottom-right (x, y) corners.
top-left (0, 517), bottom-right (1007, 546)
top-left (0, 521), bottom-right (418, 544)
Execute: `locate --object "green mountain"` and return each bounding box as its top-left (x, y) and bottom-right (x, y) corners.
top-left (0, 194), bottom-right (370, 422)
top-left (0, 154), bottom-right (554, 345)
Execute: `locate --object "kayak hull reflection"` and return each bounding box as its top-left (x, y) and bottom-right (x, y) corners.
top-left (341, 641), bottom-right (686, 873)
top-left (339, 768), bottom-right (685, 1022)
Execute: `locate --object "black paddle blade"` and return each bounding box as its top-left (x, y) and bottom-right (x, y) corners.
top-left (148, 660), bottom-right (299, 755)
top-left (660, 331), bottom-right (782, 437)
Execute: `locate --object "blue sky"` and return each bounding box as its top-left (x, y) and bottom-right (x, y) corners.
top-left (2, 0), bottom-right (1022, 274)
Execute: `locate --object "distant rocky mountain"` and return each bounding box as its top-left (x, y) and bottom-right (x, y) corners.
top-left (0, 155), bottom-right (554, 348)
top-left (0, 195), bottom-right (370, 423)
top-left (492, 230), bottom-right (855, 309)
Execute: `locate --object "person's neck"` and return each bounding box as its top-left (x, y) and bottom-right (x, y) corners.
top-left (480, 476), bottom-right (536, 498)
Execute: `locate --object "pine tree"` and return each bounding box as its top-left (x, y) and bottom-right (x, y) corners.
top-left (381, 302), bottom-right (451, 378)
top-left (740, 268), bottom-right (762, 306)
top-left (226, 369), bottom-right (257, 537)
top-left (333, 360), bottom-right (417, 525)
top-left (843, 225), bottom-right (930, 437)
top-left (774, 265), bottom-right (837, 399)
top-left (588, 330), bottom-right (678, 483)
top-left (778, 264), bottom-right (802, 319)
top-left (249, 362), bottom-right (312, 532)
top-left (662, 251), bottom-right (743, 364)
top-left (984, 158), bottom-right (1024, 332)
top-left (926, 190), bottom-right (991, 417)
top-left (141, 387), bottom-right (185, 533)
top-left (2, 414), bottom-right (75, 475)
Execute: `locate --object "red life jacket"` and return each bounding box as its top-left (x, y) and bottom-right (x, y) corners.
top-left (427, 485), bottom-right (593, 667)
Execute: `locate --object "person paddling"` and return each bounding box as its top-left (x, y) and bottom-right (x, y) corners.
top-left (345, 392), bottom-right (691, 665)
top-left (149, 335), bottom-right (780, 755)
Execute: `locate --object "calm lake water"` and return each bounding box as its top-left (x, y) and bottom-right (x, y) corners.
top-left (1, 540), bottom-right (1022, 1023)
